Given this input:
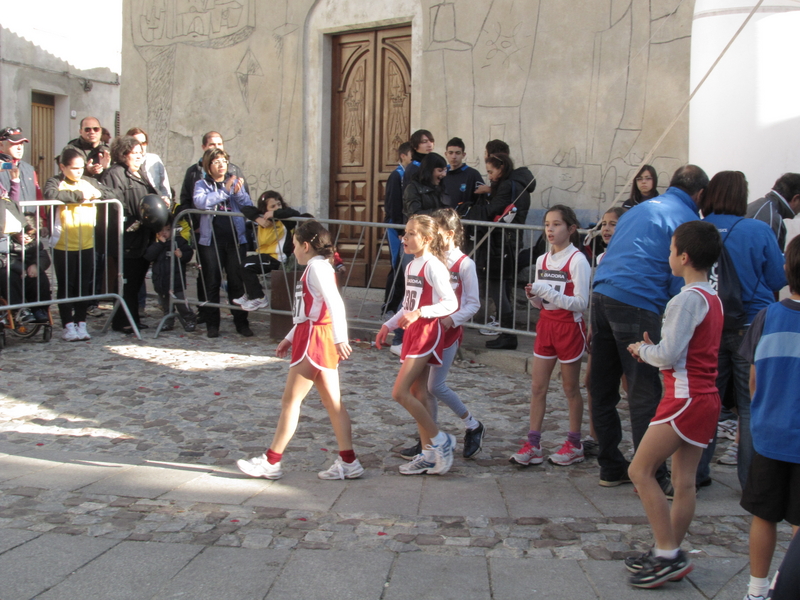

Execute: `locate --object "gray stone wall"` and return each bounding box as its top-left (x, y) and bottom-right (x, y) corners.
top-left (122, 0), bottom-right (694, 224)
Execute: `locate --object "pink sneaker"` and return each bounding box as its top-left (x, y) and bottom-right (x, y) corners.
top-left (549, 440), bottom-right (585, 466)
top-left (509, 442), bottom-right (543, 466)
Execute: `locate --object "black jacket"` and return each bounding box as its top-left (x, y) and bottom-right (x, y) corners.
top-left (64, 138), bottom-right (110, 180)
top-left (100, 164), bottom-right (159, 259)
top-left (469, 167), bottom-right (535, 279)
top-left (403, 180), bottom-right (447, 219)
top-left (144, 235), bottom-right (194, 295)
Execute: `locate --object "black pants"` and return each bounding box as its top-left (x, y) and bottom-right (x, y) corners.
top-left (53, 248), bottom-right (93, 325)
top-left (198, 241), bottom-right (248, 329)
top-left (112, 255), bottom-right (149, 329)
top-left (239, 253), bottom-right (281, 299)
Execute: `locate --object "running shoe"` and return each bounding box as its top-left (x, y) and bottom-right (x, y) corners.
top-left (390, 343), bottom-right (402, 356)
top-left (509, 442), bottom-right (544, 466)
top-left (463, 422), bottom-right (485, 458)
top-left (718, 442), bottom-right (738, 465)
top-left (61, 323), bottom-right (80, 342)
top-left (629, 550), bottom-right (692, 588)
top-left (317, 457), bottom-right (364, 480)
top-left (479, 316), bottom-right (500, 335)
top-left (581, 436), bottom-right (599, 457)
top-left (399, 454), bottom-right (435, 475)
top-left (232, 294), bottom-right (249, 306)
top-left (716, 419), bottom-right (737, 440)
top-left (549, 440), bottom-right (585, 466)
top-left (75, 322), bottom-right (91, 341)
top-left (236, 454), bottom-right (283, 479)
top-left (625, 550), bottom-right (654, 573)
top-left (241, 297), bottom-right (269, 311)
top-left (428, 433), bottom-right (456, 475)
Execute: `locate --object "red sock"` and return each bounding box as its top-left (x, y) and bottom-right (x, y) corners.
top-left (266, 449), bottom-right (282, 464)
top-left (339, 449), bottom-right (356, 464)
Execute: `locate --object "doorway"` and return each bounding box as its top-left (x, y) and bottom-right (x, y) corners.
top-left (329, 26), bottom-right (411, 287)
top-left (31, 92), bottom-right (56, 184)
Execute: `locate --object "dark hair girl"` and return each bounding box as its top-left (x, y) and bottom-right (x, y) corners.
top-left (623, 164), bottom-right (659, 209)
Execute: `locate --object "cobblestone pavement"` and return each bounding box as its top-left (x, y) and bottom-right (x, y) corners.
top-left (0, 308), bottom-right (792, 598)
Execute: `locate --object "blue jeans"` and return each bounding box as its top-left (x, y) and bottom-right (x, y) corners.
top-left (590, 293), bottom-right (667, 482)
top-left (696, 328), bottom-right (752, 488)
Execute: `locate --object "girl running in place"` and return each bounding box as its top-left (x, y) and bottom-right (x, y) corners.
top-left (237, 220), bottom-right (362, 481)
top-left (583, 206), bottom-right (627, 453)
top-left (510, 204), bottom-right (591, 467)
top-left (376, 214), bottom-right (459, 475)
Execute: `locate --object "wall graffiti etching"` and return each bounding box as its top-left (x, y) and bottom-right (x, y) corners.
top-left (123, 0), bottom-right (694, 224)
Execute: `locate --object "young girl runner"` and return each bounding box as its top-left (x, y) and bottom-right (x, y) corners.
top-left (428, 208), bottom-right (484, 457)
top-left (510, 204), bottom-right (591, 466)
top-left (237, 220), bottom-right (363, 480)
top-left (376, 214), bottom-right (459, 475)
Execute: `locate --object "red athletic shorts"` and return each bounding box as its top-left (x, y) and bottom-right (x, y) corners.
top-left (650, 391), bottom-right (720, 447)
top-left (290, 321), bottom-right (340, 371)
top-left (533, 316), bottom-right (586, 363)
top-left (400, 317), bottom-right (444, 366)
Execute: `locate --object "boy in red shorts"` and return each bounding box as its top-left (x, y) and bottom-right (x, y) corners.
top-left (625, 220), bottom-right (723, 588)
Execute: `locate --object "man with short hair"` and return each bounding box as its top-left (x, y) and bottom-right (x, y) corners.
top-left (443, 137), bottom-right (483, 213)
top-left (476, 139), bottom-right (512, 196)
top-left (65, 117), bottom-right (110, 179)
top-left (746, 173), bottom-right (800, 249)
top-left (590, 164), bottom-right (709, 492)
top-left (401, 129), bottom-right (434, 193)
top-left (0, 127), bottom-right (41, 202)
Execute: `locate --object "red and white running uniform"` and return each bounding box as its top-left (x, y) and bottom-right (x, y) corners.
top-left (286, 255), bottom-right (348, 371)
top-left (528, 244), bottom-right (590, 363)
top-left (442, 248), bottom-right (480, 348)
top-left (384, 252), bottom-right (457, 365)
top-left (638, 283), bottom-right (723, 447)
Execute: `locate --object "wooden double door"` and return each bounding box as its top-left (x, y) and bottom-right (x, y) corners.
top-left (329, 26), bottom-right (411, 287)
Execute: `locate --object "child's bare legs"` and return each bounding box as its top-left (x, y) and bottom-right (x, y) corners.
top-left (561, 360), bottom-right (584, 434)
top-left (749, 516), bottom-right (778, 579)
top-left (269, 359), bottom-right (317, 454)
top-left (393, 356), bottom-right (439, 445)
top-left (529, 357), bottom-right (557, 431)
top-left (629, 423), bottom-right (703, 550)
top-left (314, 366), bottom-right (354, 452)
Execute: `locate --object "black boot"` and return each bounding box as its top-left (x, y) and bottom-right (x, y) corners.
top-left (485, 333), bottom-right (518, 350)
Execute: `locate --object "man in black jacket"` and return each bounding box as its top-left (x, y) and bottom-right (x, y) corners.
top-left (64, 117), bottom-right (110, 180)
top-left (746, 173), bottom-right (800, 249)
top-left (401, 129), bottom-right (435, 194)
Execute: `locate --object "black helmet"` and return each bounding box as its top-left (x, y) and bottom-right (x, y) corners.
top-left (139, 194), bottom-right (169, 231)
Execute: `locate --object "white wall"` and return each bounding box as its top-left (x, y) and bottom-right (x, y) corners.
top-left (690, 0), bottom-right (800, 200)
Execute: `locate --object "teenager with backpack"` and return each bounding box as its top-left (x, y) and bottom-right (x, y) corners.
top-left (696, 171), bottom-right (786, 489)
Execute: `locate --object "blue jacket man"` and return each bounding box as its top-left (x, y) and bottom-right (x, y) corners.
top-left (590, 164), bottom-right (709, 489)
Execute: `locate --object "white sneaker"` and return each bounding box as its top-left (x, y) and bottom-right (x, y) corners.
top-left (390, 343), bottom-right (402, 356)
top-left (428, 433), bottom-right (456, 475)
top-left (317, 457), bottom-right (364, 480)
top-left (479, 317), bottom-right (500, 335)
top-left (718, 442), bottom-right (738, 465)
top-left (232, 294), bottom-right (249, 306)
top-left (61, 322), bottom-right (80, 342)
top-left (399, 453), bottom-right (435, 475)
top-left (241, 297), bottom-right (269, 312)
top-left (716, 419), bottom-right (737, 440)
top-left (236, 454), bottom-right (283, 479)
top-left (76, 322), bottom-right (91, 341)
top-left (509, 442), bottom-right (544, 466)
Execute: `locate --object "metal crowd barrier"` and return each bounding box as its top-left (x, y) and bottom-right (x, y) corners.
top-left (157, 209), bottom-right (591, 340)
top-left (0, 198), bottom-right (141, 344)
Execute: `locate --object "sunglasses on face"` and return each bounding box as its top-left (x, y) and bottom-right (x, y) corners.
top-left (83, 127), bottom-right (101, 133)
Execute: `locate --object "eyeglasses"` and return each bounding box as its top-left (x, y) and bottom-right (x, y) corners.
top-left (211, 159), bottom-right (228, 167)
top-left (83, 127), bottom-right (101, 133)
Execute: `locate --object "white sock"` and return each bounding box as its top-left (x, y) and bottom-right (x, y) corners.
top-left (431, 431), bottom-right (447, 446)
top-left (653, 547), bottom-right (679, 559)
top-left (748, 575), bottom-right (770, 598)
top-left (462, 414), bottom-right (479, 430)
top-left (422, 449), bottom-right (435, 462)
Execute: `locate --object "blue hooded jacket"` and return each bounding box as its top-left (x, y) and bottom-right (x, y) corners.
top-left (593, 187), bottom-right (700, 314)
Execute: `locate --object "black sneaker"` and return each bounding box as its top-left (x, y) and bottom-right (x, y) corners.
top-left (624, 550), bottom-right (653, 573)
top-left (32, 308), bottom-right (49, 323)
top-left (238, 326), bottom-right (254, 337)
top-left (399, 439), bottom-right (422, 460)
top-left (581, 437), bottom-right (599, 457)
top-left (629, 550), bottom-right (692, 588)
top-left (463, 422), bottom-right (485, 458)
top-left (599, 471), bottom-right (632, 487)
top-left (207, 325), bottom-right (220, 338)
top-left (485, 333), bottom-right (517, 350)
top-left (659, 477), bottom-right (675, 500)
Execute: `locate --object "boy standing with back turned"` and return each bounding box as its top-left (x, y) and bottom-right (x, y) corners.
top-left (738, 235), bottom-right (800, 600)
top-left (625, 220), bottom-right (723, 588)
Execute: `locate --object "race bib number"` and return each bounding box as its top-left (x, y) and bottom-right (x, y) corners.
top-left (537, 269), bottom-right (567, 308)
top-left (403, 274), bottom-right (424, 312)
top-left (293, 282), bottom-right (305, 319)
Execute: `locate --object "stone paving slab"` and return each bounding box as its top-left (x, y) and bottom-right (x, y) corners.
top-left (500, 472), bottom-right (603, 518)
top-left (384, 553), bottom-right (491, 600)
top-left (7, 460), bottom-right (135, 491)
top-left (0, 527), bottom-right (39, 554)
top-left (265, 549), bottom-right (394, 600)
top-left (0, 454), bottom-right (61, 482)
top-left (80, 464), bottom-right (211, 499)
top-left (489, 558), bottom-right (599, 600)
top-left (244, 471), bottom-right (347, 511)
top-left (0, 533), bottom-right (118, 600)
top-left (160, 469), bottom-right (269, 505)
top-left (419, 474), bottom-right (508, 518)
top-left (581, 558), bottom-right (707, 599)
top-left (331, 471), bottom-right (424, 515)
top-left (36, 540), bottom-right (203, 600)
top-left (149, 546), bottom-right (290, 600)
